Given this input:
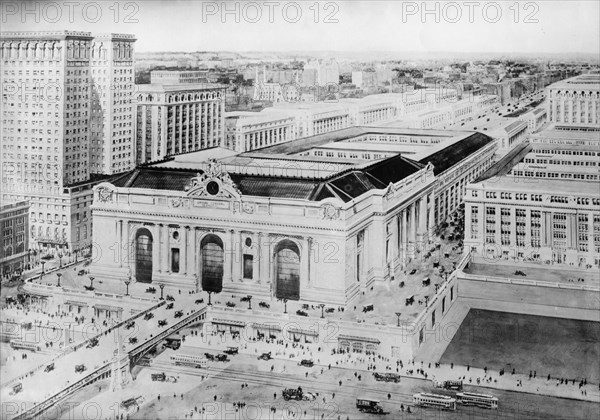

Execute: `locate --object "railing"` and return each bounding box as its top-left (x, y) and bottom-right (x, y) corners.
top-left (459, 272), bottom-right (599, 292)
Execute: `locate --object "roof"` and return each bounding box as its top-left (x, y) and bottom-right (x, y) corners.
top-left (547, 74), bottom-right (600, 92)
top-left (475, 142), bottom-right (531, 182)
top-left (418, 132), bottom-right (495, 175)
top-left (471, 177), bottom-right (600, 195)
top-left (108, 154), bottom-right (423, 203)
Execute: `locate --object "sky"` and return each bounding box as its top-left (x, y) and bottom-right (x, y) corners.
top-left (1, 0), bottom-right (599, 55)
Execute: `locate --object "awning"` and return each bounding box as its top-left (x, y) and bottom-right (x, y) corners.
top-left (212, 318), bottom-right (246, 327)
top-left (93, 304), bottom-right (123, 312)
top-left (253, 323), bottom-right (282, 331)
top-left (287, 327), bottom-right (319, 337)
top-left (338, 334), bottom-right (380, 344)
top-left (65, 300), bottom-right (88, 307)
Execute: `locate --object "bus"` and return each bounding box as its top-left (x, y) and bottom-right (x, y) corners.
top-left (10, 339), bottom-right (41, 352)
top-left (456, 392), bottom-right (498, 409)
top-left (413, 393), bottom-right (456, 411)
top-left (170, 353), bottom-right (207, 369)
top-left (433, 379), bottom-right (463, 390)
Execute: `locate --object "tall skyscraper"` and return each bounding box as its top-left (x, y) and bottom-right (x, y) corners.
top-left (0, 30), bottom-right (136, 254)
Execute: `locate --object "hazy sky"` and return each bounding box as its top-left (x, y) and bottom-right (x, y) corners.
top-left (2, 0), bottom-right (599, 54)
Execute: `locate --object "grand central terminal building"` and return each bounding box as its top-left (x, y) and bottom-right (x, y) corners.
top-left (91, 127), bottom-right (496, 304)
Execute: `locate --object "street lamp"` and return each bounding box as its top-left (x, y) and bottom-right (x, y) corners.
top-left (283, 298), bottom-right (288, 314)
top-left (159, 284), bottom-right (165, 300)
top-left (124, 276), bottom-right (131, 296)
top-left (89, 276), bottom-right (95, 290)
top-left (58, 252), bottom-right (63, 268)
top-left (207, 290), bottom-right (213, 306)
top-left (56, 273), bottom-right (62, 288)
top-left (319, 304), bottom-right (325, 318)
top-left (40, 261), bottom-right (46, 282)
top-left (247, 295), bottom-right (252, 310)
top-left (395, 312), bottom-right (402, 327)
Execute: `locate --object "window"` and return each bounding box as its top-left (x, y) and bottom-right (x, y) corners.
top-left (243, 254), bottom-right (253, 279)
top-left (171, 248), bottom-right (180, 273)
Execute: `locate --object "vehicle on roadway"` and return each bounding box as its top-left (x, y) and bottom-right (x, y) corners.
top-left (144, 312), bottom-right (154, 320)
top-left (413, 393), bottom-right (456, 411)
top-left (10, 383), bottom-right (23, 395)
top-left (174, 310), bottom-right (183, 318)
top-left (282, 387), bottom-right (303, 401)
top-left (166, 303), bottom-right (174, 310)
top-left (44, 363), bottom-right (54, 373)
top-left (75, 364), bottom-right (87, 373)
top-left (151, 372), bottom-right (166, 382)
top-left (125, 321), bottom-right (135, 329)
top-left (456, 392), bottom-right (498, 409)
top-left (170, 353), bottom-right (207, 369)
top-left (303, 392), bottom-right (317, 401)
top-left (158, 319), bottom-right (168, 327)
top-left (298, 359), bottom-right (314, 367)
top-left (216, 354), bottom-right (229, 362)
top-left (224, 346), bottom-right (238, 355)
top-left (257, 352), bottom-right (272, 360)
top-left (129, 337), bottom-right (138, 344)
top-left (10, 339), bottom-right (41, 352)
top-left (164, 337), bottom-right (182, 350)
top-left (356, 398), bottom-right (385, 414)
top-left (166, 295), bottom-right (175, 301)
top-left (373, 372), bottom-right (401, 383)
top-left (86, 337), bottom-right (99, 348)
top-left (434, 379), bottom-right (463, 390)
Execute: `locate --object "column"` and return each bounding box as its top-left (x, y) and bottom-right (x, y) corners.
top-left (588, 212), bottom-right (594, 255)
top-left (226, 229), bottom-right (234, 281)
top-left (418, 198), bottom-right (427, 244)
top-left (157, 224), bottom-right (163, 273)
top-left (181, 226), bottom-right (188, 275)
top-left (428, 192), bottom-right (435, 238)
top-left (300, 237), bottom-right (310, 292)
top-left (510, 208), bottom-right (517, 250)
top-left (118, 220), bottom-right (123, 267)
top-left (253, 232), bottom-right (261, 282)
top-left (307, 237), bottom-right (312, 285)
top-left (237, 231), bottom-right (243, 281)
top-left (186, 226), bottom-right (194, 276)
top-left (401, 209), bottom-right (408, 264)
top-left (163, 225), bottom-right (170, 273)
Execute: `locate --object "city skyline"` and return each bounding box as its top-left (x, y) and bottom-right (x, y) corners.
top-left (1, 1), bottom-right (599, 55)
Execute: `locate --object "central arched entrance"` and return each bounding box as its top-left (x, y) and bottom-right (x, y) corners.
top-left (201, 234), bottom-right (224, 293)
top-left (274, 240), bottom-right (300, 300)
top-left (135, 228), bottom-right (153, 283)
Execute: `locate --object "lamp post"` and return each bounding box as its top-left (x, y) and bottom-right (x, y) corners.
top-left (40, 261), bottom-right (46, 282)
top-left (207, 291), bottom-right (213, 306)
top-left (124, 276), bottom-right (131, 296)
top-left (56, 273), bottom-right (62, 288)
top-left (283, 298), bottom-right (288, 314)
top-left (247, 295), bottom-right (252, 310)
top-left (58, 252), bottom-right (63, 268)
top-left (395, 312), bottom-right (402, 327)
top-left (159, 284), bottom-right (165, 300)
top-left (319, 304), bottom-right (325, 318)
top-left (89, 276), bottom-right (95, 290)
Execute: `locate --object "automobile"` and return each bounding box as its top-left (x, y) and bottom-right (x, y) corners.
top-left (77, 269), bottom-right (86, 276)
top-left (216, 354), bottom-right (229, 362)
top-left (129, 337), bottom-right (138, 344)
top-left (166, 303), bottom-right (174, 310)
top-left (422, 278), bottom-right (431, 287)
top-left (86, 337), bottom-right (99, 348)
top-left (282, 387), bottom-right (303, 401)
top-left (144, 312), bottom-right (154, 320)
top-left (151, 372), bottom-right (166, 382)
top-left (356, 398), bottom-right (384, 414)
top-left (409, 269), bottom-right (417, 275)
top-left (158, 319), bottom-right (168, 327)
top-left (125, 321), bottom-right (135, 329)
top-left (515, 270), bottom-right (526, 276)
top-left (224, 346), bottom-right (239, 355)
top-left (195, 299), bottom-right (204, 304)
top-left (75, 364), bottom-right (87, 373)
top-left (258, 301), bottom-right (270, 309)
top-left (205, 353), bottom-right (215, 361)
top-left (240, 296), bottom-right (251, 302)
top-left (298, 359), bottom-right (314, 367)
top-left (405, 295), bottom-right (415, 306)
top-left (362, 304), bottom-right (374, 313)
top-left (257, 352), bottom-right (272, 361)
top-left (325, 307), bottom-right (335, 313)
top-left (44, 363), bottom-right (54, 373)
top-left (373, 372), bottom-right (401, 383)
top-left (165, 295), bottom-right (175, 301)
top-left (174, 310), bottom-right (183, 318)
top-left (145, 287), bottom-right (156, 294)
top-left (11, 383), bottom-right (23, 395)
top-left (84, 285), bottom-right (95, 291)
top-left (303, 392), bottom-right (317, 401)
top-left (296, 310), bottom-right (308, 317)
top-left (83, 260), bottom-right (91, 267)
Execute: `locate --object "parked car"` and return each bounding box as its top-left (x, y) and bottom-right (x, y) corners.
top-left (125, 321), bottom-right (135, 329)
top-left (86, 337), bottom-right (99, 348)
top-left (166, 303), bottom-right (174, 310)
top-left (216, 354), bottom-right (229, 362)
top-left (174, 310), bottom-right (183, 318)
top-left (158, 319), bottom-right (168, 327)
top-left (298, 359), bottom-right (314, 367)
top-left (165, 295), bottom-right (175, 301)
top-left (44, 363), bottom-right (54, 373)
top-left (409, 269), bottom-right (417, 275)
top-left (75, 364), bottom-right (87, 373)
top-left (129, 337), bottom-right (138, 344)
top-left (144, 312), bottom-right (154, 320)
top-left (257, 352), bottom-right (272, 361)
top-left (296, 310), bottom-right (308, 317)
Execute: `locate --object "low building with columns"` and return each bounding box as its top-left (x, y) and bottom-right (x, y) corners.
top-left (91, 126), bottom-right (495, 305)
top-left (464, 125), bottom-right (600, 267)
top-left (224, 111), bottom-right (297, 152)
top-left (134, 84), bottom-right (225, 165)
top-left (547, 73), bottom-right (600, 127)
